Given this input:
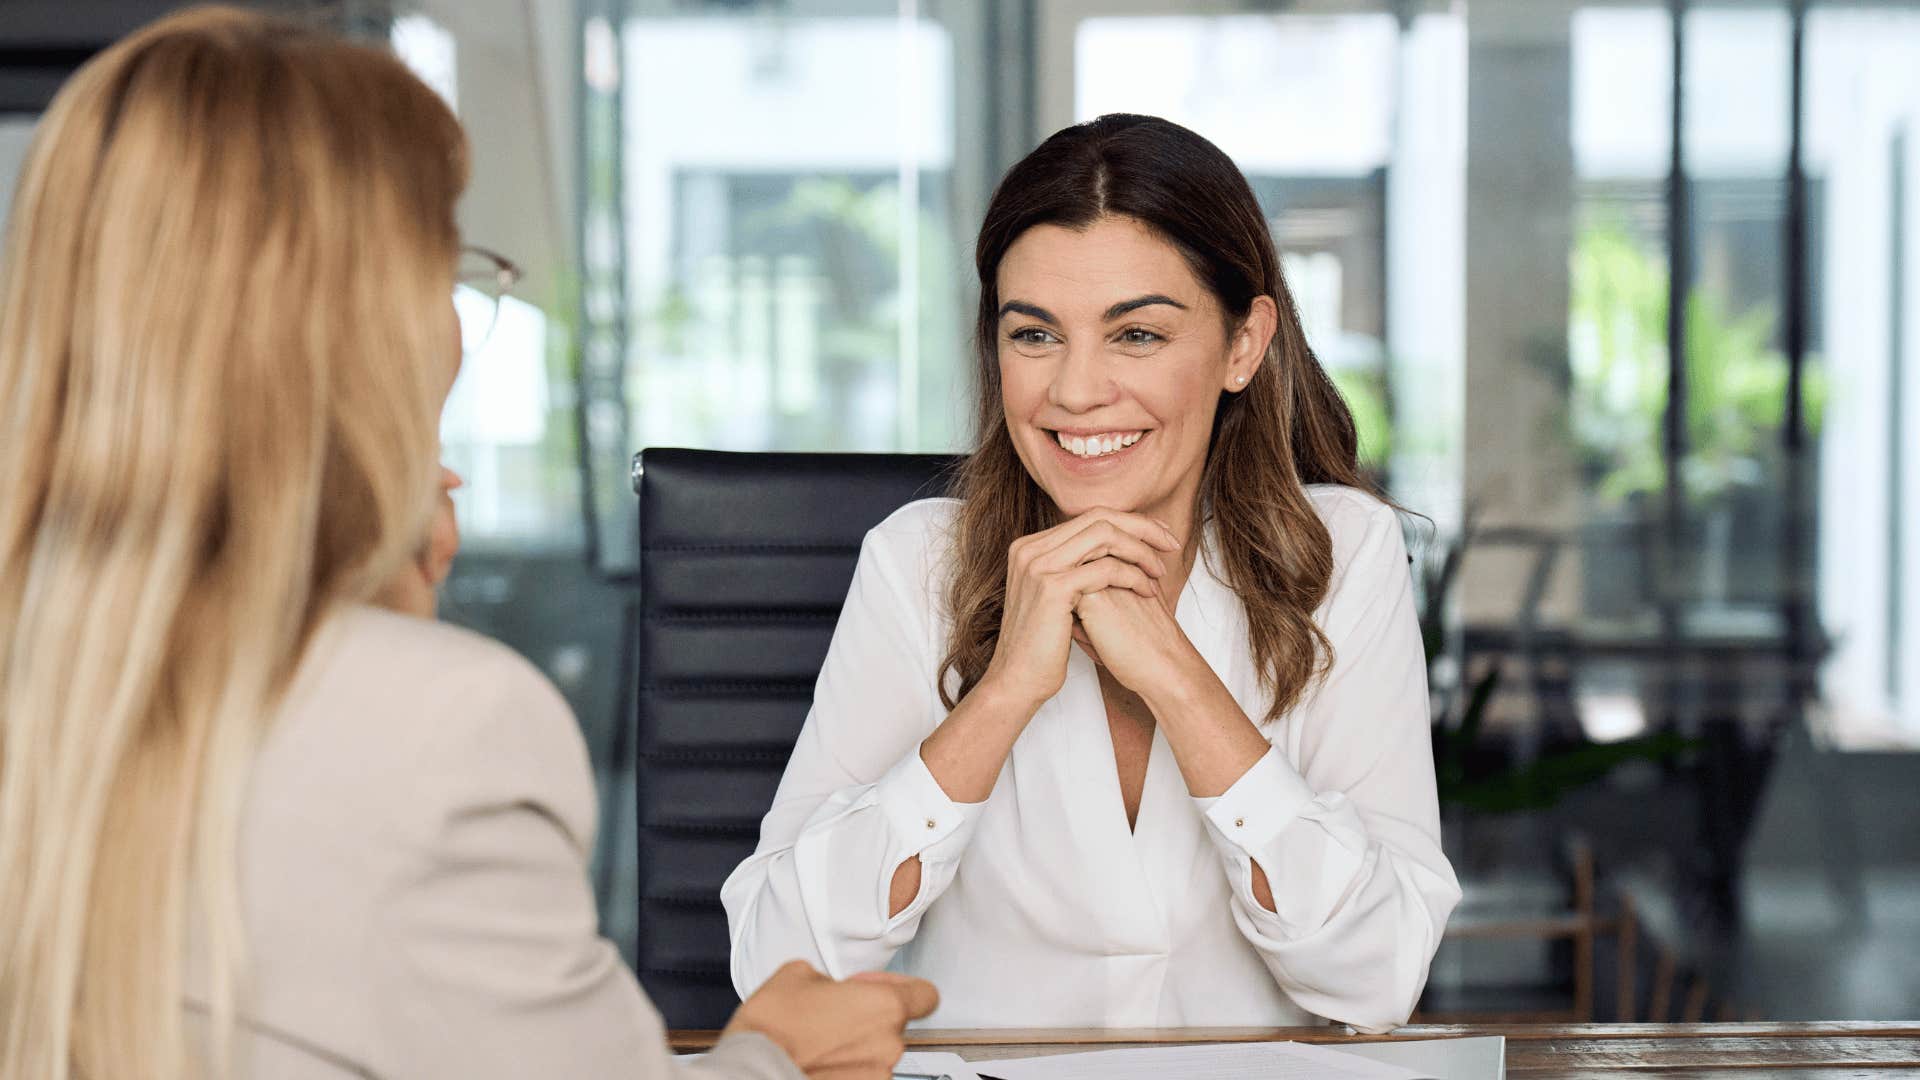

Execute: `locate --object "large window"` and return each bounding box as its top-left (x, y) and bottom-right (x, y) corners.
top-left (1068, 8), bottom-right (1468, 521)
top-left (574, 4), bottom-right (970, 570)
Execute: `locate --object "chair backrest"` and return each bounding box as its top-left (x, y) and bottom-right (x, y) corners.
top-left (630, 448), bottom-right (958, 1029)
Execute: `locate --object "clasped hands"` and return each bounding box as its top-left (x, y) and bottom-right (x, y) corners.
top-left (978, 507), bottom-right (1279, 906)
top-left (983, 507), bottom-right (1208, 708)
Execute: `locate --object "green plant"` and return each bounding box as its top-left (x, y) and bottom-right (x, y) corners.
top-left (1567, 221), bottom-right (1827, 504)
top-left (1330, 366), bottom-right (1392, 471)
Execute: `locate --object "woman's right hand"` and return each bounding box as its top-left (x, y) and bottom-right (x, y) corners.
top-left (722, 960), bottom-right (939, 1079)
top-left (913, 508), bottom-right (1181, 818)
top-left (979, 508), bottom-right (1183, 710)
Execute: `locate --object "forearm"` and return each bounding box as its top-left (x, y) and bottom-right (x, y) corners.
top-left (1142, 659), bottom-right (1279, 908)
top-left (886, 857), bottom-right (923, 917)
top-left (885, 679), bottom-right (1035, 916)
top-left (726, 748), bottom-right (986, 984)
top-left (726, 840), bottom-right (872, 991)
top-left (1192, 752), bottom-right (1460, 1029)
top-left (1142, 652), bottom-right (1271, 798)
top-left (917, 677), bottom-right (1040, 802)
top-left (1225, 830), bottom-right (1458, 1031)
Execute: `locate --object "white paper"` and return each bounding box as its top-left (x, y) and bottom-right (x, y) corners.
top-left (894, 1050), bottom-right (983, 1080)
top-left (975, 1042), bottom-right (1430, 1080)
top-left (1326, 1035), bottom-right (1506, 1080)
top-left (687, 1048), bottom-right (982, 1079)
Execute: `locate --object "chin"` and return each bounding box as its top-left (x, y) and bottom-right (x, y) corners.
top-left (1038, 476), bottom-right (1146, 519)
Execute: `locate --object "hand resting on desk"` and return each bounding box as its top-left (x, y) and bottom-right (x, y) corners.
top-left (726, 961), bottom-right (940, 1080)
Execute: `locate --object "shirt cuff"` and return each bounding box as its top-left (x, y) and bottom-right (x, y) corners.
top-left (873, 745), bottom-right (984, 864)
top-left (1195, 745), bottom-right (1318, 855)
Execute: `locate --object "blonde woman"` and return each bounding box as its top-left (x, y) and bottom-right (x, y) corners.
top-left (0, 8), bottom-right (932, 1080)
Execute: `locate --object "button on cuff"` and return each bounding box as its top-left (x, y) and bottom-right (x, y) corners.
top-left (873, 745), bottom-right (985, 861)
top-left (1199, 746), bottom-right (1316, 854)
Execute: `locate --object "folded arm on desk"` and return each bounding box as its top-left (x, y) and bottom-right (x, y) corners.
top-left (1193, 498), bottom-right (1461, 1034)
top-left (724, 746), bottom-right (985, 990)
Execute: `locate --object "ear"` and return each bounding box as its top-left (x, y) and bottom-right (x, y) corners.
top-left (1223, 295), bottom-right (1278, 393)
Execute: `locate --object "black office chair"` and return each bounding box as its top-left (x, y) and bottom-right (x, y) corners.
top-left (628, 448), bottom-right (958, 1029)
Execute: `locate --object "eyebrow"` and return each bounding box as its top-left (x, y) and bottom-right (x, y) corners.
top-left (1104, 294), bottom-right (1188, 320)
top-left (998, 300), bottom-right (1057, 325)
top-left (998, 294), bottom-right (1189, 324)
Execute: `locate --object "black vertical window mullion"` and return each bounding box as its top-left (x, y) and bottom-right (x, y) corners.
top-left (1665, 0), bottom-right (1691, 638)
top-left (1785, 1), bottom-right (1809, 456)
top-left (1784, 0), bottom-right (1810, 700)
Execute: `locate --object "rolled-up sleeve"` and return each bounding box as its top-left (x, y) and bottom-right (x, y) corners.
top-left (723, 505), bottom-right (973, 995)
top-left (1192, 494), bottom-right (1461, 1033)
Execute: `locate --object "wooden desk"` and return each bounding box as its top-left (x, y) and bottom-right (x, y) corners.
top-left (672, 1022), bottom-right (1920, 1077)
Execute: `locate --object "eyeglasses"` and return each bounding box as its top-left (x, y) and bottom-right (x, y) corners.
top-left (454, 245), bottom-right (523, 356)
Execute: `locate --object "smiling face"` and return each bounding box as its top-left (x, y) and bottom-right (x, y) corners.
top-left (995, 214), bottom-right (1275, 531)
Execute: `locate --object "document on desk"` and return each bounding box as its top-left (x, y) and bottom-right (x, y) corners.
top-left (977, 1041), bottom-right (1426, 1080)
top-left (978, 1036), bottom-right (1505, 1080)
top-left (894, 1051), bottom-right (983, 1080)
top-left (1326, 1035), bottom-right (1506, 1079)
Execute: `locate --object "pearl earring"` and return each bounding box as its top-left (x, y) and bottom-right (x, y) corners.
top-left (1235, 375), bottom-right (1247, 385)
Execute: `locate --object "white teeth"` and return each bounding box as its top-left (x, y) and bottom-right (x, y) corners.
top-left (1054, 431), bottom-right (1145, 458)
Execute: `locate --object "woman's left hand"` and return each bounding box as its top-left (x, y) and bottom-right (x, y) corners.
top-left (374, 465), bottom-right (463, 618)
top-left (1077, 576), bottom-right (1274, 811)
top-left (1072, 583), bottom-right (1203, 700)
top-left (419, 465), bottom-right (463, 587)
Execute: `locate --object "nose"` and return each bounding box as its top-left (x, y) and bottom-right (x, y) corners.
top-left (1047, 338), bottom-right (1118, 414)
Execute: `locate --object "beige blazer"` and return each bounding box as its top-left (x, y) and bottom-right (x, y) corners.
top-left (184, 605), bottom-right (798, 1080)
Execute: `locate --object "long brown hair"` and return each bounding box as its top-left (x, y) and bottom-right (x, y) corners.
top-left (0, 8), bottom-right (467, 1079)
top-left (939, 113), bottom-right (1373, 724)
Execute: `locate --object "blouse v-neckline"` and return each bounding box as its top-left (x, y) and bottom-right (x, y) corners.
top-left (1041, 553), bottom-right (1226, 957)
top-left (1080, 545), bottom-right (1221, 838)
top-left (1098, 670), bottom-right (1156, 833)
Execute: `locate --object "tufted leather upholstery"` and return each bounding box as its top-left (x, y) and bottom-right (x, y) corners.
top-left (629, 448), bottom-right (958, 1029)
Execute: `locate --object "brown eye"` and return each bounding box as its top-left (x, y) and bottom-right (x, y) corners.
top-left (1119, 328), bottom-right (1163, 346)
top-left (1010, 328), bottom-right (1059, 346)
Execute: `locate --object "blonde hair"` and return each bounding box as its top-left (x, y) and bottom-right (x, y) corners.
top-left (0, 8), bottom-right (468, 1079)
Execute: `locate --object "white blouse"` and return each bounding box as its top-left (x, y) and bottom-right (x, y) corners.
top-left (721, 486), bottom-right (1460, 1032)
